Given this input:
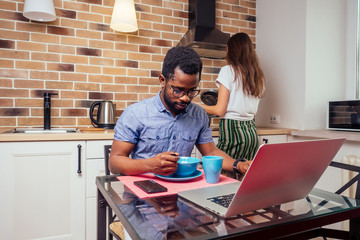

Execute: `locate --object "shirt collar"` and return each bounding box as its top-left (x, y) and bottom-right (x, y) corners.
top-left (155, 91), bottom-right (167, 112)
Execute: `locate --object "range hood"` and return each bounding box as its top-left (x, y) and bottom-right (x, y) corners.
top-left (177, 0), bottom-right (230, 59)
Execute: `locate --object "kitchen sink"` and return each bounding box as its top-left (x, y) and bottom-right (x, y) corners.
top-left (11, 128), bottom-right (78, 133)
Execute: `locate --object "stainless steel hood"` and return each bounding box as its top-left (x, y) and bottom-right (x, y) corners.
top-left (177, 0), bottom-right (230, 59)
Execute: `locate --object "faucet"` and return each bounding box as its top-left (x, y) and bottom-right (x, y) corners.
top-left (44, 92), bottom-right (58, 130)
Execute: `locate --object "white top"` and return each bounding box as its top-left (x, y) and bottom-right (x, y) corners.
top-left (216, 65), bottom-right (261, 121)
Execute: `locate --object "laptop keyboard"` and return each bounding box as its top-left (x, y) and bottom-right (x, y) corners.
top-left (207, 193), bottom-right (235, 208)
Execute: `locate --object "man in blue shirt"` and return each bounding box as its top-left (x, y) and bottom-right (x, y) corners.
top-left (110, 46), bottom-right (250, 176)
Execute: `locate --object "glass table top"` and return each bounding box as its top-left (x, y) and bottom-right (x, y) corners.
top-left (97, 175), bottom-right (360, 240)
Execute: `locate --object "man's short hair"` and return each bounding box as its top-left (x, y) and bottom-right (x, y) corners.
top-left (162, 46), bottom-right (202, 81)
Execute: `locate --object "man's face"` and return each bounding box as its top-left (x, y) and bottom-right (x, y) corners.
top-left (160, 67), bottom-right (200, 116)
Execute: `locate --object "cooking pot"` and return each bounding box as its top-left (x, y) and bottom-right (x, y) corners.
top-left (90, 101), bottom-right (116, 129)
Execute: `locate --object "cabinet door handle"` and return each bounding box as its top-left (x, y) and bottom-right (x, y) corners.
top-left (77, 144), bottom-right (82, 174)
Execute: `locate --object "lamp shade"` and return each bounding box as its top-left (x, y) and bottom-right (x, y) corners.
top-left (110, 0), bottom-right (138, 33)
top-left (23, 0), bottom-right (56, 22)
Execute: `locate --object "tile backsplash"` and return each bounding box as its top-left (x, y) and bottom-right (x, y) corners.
top-left (0, 0), bottom-right (256, 129)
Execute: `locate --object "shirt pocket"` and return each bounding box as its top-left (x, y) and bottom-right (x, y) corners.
top-left (142, 128), bottom-right (170, 154)
top-left (178, 131), bottom-right (198, 156)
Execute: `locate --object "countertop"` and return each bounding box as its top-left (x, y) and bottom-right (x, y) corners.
top-left (0, 127), bottom-right (294, 142)
top-left (291, 129), bottom-right (360, 142)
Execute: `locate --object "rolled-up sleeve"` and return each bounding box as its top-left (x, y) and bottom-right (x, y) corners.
top-left (114, 106), bottom-right (139, 144)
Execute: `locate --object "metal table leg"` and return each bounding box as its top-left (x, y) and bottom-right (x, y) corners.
top-left (97, 188), bottom-right (107, 240)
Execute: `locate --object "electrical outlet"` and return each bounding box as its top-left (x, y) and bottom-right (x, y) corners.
top-left (270, 114), bottom-right (280, 124)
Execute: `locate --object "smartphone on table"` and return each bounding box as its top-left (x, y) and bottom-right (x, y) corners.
top-left (134, 180), bottom-right (167, 193)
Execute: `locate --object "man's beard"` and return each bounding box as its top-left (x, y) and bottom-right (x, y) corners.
top-left (163, 90), bottom-right (189, 115)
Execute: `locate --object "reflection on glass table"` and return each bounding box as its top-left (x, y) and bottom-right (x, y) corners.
top-left (97, 175), bottom-right (360, 240)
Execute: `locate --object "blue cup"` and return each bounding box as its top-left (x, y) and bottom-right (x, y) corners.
top-left (202, 156), bottom-right (223, 184)
top-left (175, 157), bottom-right (200, 177)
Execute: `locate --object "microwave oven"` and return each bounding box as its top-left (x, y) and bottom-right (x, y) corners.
top-left (327, 100), bottom-right (360, 131)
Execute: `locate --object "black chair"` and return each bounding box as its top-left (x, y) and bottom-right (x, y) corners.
top-left (104, 145), bottom-right (112, 176)
top-left (104, 145), bottom-right (124, 240)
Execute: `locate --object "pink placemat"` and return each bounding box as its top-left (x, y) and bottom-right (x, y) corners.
top-left (117, 170), bottom-right (239, 199)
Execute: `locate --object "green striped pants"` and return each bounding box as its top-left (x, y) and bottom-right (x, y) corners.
top-left (217, 119), bottom-right (259, 161)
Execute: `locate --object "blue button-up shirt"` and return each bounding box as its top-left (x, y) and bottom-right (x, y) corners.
top-left (114, 92), bottom-right (213, 159)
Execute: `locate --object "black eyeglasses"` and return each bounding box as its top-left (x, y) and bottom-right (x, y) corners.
top-left (167, 82), bottom-right (200, 98)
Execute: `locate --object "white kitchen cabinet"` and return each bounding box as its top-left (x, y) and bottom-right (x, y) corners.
top-left (213, 137), bottom-right (219, 145)
top-left (85, 140), bottom-right (113, 240)
top-left (0, 141), bottom-right (86, 240)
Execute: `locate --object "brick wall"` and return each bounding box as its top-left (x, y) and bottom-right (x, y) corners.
top-left (0, 0), bottom-right (256, 130)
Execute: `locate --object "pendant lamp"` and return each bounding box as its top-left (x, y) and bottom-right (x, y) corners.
top-left (23, 0), bottom-right (56, 22)
top-left (110, 0), bottom-right (138, 33)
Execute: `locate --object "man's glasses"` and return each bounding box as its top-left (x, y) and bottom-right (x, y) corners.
top-left (167, 82), bottom-right (200, 98)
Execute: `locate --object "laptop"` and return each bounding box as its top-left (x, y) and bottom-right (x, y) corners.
top-left (178, 138), bottom-right (345, 218)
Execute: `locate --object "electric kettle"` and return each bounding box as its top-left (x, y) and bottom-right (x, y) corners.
top-left (90, 101), bottom-right (116, 129)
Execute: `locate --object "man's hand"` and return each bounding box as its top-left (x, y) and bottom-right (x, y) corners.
top-left (148, 151), bottom-right (180, 176)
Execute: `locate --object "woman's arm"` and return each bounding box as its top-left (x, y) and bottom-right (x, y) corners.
top-left (199, 83), bottom-right (230, 116)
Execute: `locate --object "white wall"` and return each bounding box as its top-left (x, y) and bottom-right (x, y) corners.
top-left (345, 0), bottom-right (358, 99)
top-left (256, 0), bottom-right (307, 129)
top-left (256, 0), bottom-right (350, 130)
top-left (305, 0), bottom-right (345, 129)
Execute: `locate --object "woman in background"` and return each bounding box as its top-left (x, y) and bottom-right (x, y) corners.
top-left (199, 32), bottom-right (265, 178)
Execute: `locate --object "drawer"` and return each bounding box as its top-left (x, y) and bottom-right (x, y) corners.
top-left (86, 140), bottom-right (113, 159)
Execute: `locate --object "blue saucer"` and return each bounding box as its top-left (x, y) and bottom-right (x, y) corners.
top-left (154, 170), bottom-right (202, 182)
